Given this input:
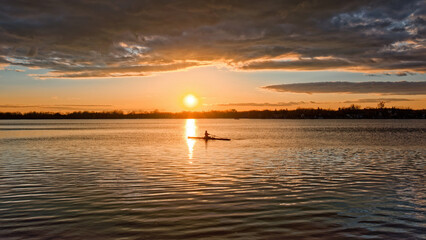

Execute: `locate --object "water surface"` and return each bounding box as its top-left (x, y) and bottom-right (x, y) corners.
top-left (0, 119), bottom-right (425, 239)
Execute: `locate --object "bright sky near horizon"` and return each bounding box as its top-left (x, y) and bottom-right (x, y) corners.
top-left (0, 0), bottom-right (425, 112)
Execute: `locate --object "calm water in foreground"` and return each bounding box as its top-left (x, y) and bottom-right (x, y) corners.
top-left (0, 119), bottom-right (425, 240)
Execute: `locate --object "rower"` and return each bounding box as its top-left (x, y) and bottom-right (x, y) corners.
top-left (204, 130), bottom-right (210, 138)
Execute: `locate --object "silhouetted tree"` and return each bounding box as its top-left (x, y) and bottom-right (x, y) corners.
top-left (377, 101), bottom-right (385, 109)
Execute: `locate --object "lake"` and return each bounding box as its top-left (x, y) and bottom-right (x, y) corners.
top-left (0, 119), bottom-right (425, 239)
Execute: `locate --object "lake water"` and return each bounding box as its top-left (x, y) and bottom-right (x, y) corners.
top-left (0, 119), bottom-right (425, 239)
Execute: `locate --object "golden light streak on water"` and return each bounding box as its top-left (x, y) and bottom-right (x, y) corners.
top-left (185, 119), bottom-right (196, 161)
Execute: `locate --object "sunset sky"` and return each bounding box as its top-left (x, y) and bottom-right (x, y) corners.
top-left (0, 0), bottom-right (425, 112)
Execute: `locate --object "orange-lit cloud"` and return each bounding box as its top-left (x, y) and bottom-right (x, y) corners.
top-left (213, 98), bottom-right (419, 109)
top-left (0, 104), bottom-right (114, 112)
top-left (343, 98), bottom-right (414, 103)
top-left (215, 101), bottom-right (314, 107)
top-left (31, 62), bottom-right (202, 79)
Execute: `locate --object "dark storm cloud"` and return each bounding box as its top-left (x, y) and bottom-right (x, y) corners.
top-left (0, 0), bottom-right (425, 78)
top-left (263, 81), bottom-right (426, 95)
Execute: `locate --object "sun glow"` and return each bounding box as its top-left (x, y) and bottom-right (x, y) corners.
top-left (183, 94), bottom-right (198, 108)
top-left (185, 119), bottom-right (196, 160)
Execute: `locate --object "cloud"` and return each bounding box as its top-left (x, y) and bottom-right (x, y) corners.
top-left (0, 0), bottom-right (425, 78)
top-left (0, 104), bottom-right (113, 111)
top-left (31, 62), bottom-right (202, 79)
top-left (366, 71), bottom-right (417, 77)
top-left (263, 81), bottom-right (426, 95)
top-left (240, 58), bottom-right (353, 71)
top-left (216, 99), bottom-right (416, 107)
top-left (2, 68), bottom-right (26, 72)
top-left (215, 101), bottom-right (314, 107)
top-left (343, 98), bottom-right (414, 103)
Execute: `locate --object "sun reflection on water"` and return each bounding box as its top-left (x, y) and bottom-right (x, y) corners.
top-left (185, 119), bottom-right (196, 160)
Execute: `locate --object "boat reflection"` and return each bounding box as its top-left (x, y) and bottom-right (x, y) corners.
top-left (185, 119), bottom-right (196, 160)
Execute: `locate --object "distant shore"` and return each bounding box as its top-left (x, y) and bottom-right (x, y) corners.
top-left (1, 106), bottom-right (425, 119)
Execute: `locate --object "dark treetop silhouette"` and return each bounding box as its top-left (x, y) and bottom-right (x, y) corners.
top-left (0, 107), bottom-right (425, 119)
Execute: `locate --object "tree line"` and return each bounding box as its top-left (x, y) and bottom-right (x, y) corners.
top-left (0, 106), bottom-right (425, 119)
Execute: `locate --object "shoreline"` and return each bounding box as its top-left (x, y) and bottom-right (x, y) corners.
top-left (1, 108), bottom-right (425, 119)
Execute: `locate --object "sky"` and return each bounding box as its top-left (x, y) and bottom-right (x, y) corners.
top-left (0, 0), bottom-right (425, 112)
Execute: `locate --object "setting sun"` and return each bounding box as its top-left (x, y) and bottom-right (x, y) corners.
top-left (183, 94), bottom-right (198, 108)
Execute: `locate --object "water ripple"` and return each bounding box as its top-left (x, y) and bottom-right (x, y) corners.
top-left (0, 119), bottom-right (425, 239)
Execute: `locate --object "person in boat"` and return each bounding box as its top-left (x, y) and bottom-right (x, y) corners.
top-left (204, 130), bottom-right (211, 139)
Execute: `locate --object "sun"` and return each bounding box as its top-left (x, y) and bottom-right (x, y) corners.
top-left (183, 94), bottom-right (198, 108)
